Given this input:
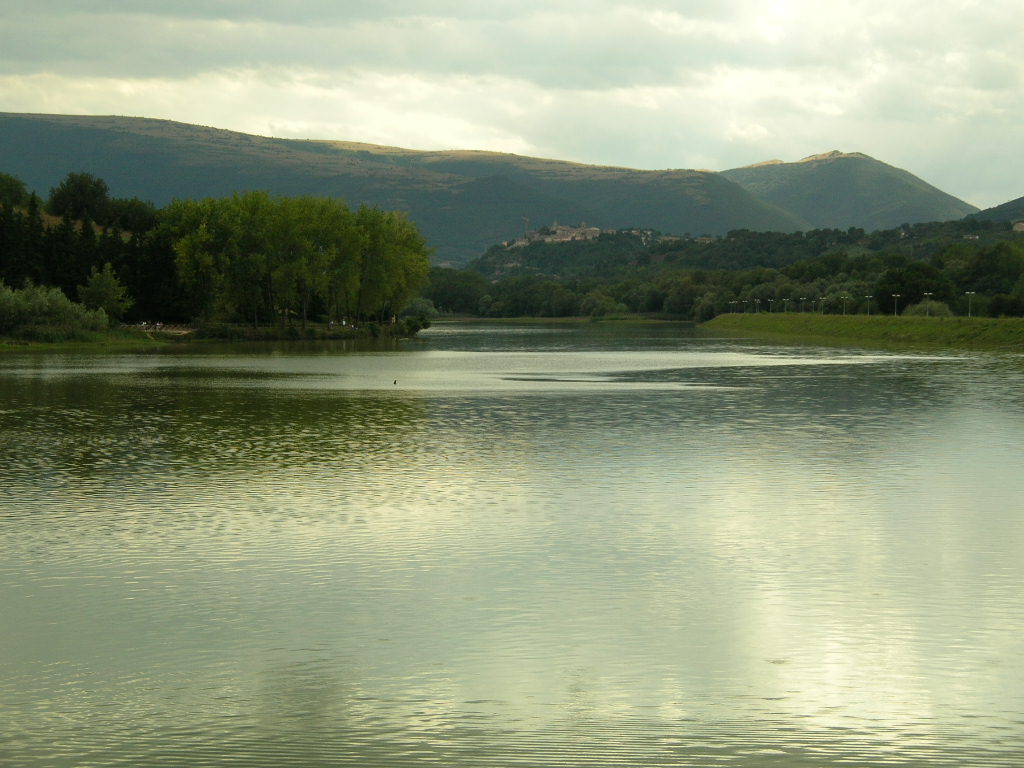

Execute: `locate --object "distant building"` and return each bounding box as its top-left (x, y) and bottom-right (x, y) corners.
top-left (507, 223), bottom-right (609, 248)
top-left (1013, 221), bottom-right (1024, 233)
top-left (546, 224), bottom-right (603, 242)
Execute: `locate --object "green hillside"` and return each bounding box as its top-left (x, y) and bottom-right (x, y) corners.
top-left (970, 195), bottom-right (1024, 224)
top-left (722, 151), bottom-right (978, 232)
top-left (0, 113), bottom-right (805, 264)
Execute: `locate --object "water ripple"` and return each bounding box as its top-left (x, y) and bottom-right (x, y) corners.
top-left (3, 331), bottom-right (1024, 766)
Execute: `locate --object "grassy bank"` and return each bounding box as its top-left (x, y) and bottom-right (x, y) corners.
top-left (1, 327), bottom-right (180, 352)
top-left (2, 318), bottom-right (431, 351)
top-left (190, 317), bottom-right (429, 341)
top-left (439, 313), bottom-right (694, 325)
top-left (704, 312), bottom-right (1024, 350)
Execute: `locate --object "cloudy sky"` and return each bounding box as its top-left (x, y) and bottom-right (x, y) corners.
top-left (2, 1), bottom-right (1020, 208)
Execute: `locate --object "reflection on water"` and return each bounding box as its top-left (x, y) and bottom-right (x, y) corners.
top-left (2, 322), bottom-right (1023, 767)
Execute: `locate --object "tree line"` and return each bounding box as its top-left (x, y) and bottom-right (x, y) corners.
top-left (423, 223), bottom-right (1024, 320)
top-left (167, 192), bottom-right (429, 327)
top-left (0, 171), bottom-right (431, 330)
top-left (7, 168), bottom-right (1022, 329)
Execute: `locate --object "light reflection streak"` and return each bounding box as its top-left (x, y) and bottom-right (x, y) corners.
top-left (2, 335), bottom-right (1023, 766)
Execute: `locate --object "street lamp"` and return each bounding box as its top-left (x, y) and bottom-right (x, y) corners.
top-left (800, 297), bottom-right (807, 312)
top-left (923, 291), bottom-right (933, 316)
top-left (768, 298), bottom-right (775, 313)
top-left (820, 297), bottom-right (826, 315)
top-left (754, 298), bottom-right (761, 313)
top-left (965, 291), bottom-right (976, 318)
top-left (840, 295), bottom-right (849, 315)
top-left (865, 295), bottom-right (873, 315)
top-left (892, 293), bottom-right (901, 316)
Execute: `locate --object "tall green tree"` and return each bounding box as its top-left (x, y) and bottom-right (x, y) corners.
top-left (167, 192), bottom-right (429, 325)
top-left (355, 206), bottom-right (431, 321)
top-left (423, 266), bottom-right (488, 314)
top-left (107, 197), bottom-right (158, 233)
top-left (47, 172), bottom-right (111, 223)
top-left (0, 172), bottom-right (29, 208)
top-left (78, 262), bottom-right (134, 324)
top-left (964, 242), bottom-right (1024, 295)
top-left (319, 200), bottom-right (365, 323)
top-left (874, 261), bottom-right (952, 315)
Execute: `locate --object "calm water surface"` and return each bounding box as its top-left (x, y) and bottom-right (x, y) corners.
top-left (2, 322), bottom-right (1023, 767)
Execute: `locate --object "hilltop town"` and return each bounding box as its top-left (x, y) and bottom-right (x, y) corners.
top-left (504, 223), bottom-right (690, 249)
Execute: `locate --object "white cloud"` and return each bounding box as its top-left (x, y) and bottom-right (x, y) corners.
top-left (1, 0), bottom-right (1022, 207)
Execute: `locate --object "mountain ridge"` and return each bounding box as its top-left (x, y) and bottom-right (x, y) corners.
top-left (970, 195), bottom-right (1024, 224)
top-left (0, 112), bottom-right (808, 263)
top-left (722, 151), bottom-right (978, 232)
top-left (0, 112), bottom-right (991, 263)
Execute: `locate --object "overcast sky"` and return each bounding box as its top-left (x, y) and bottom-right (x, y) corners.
top-left (2, 1), bottom-right (1020, 208)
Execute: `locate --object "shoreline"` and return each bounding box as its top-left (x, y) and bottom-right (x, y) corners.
top-left (0, 318), bottom-right (431, 352)
top-left (703, 313), bottom-right (1024, 351)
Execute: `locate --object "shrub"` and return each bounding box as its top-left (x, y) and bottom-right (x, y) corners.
top-left (903, 300), bottom-right (953, 317)
top-left (0, 282), bottom-right (108, 336)
top-left (398, 316), bottom-right (431, 335)
top-left (400, 297), bottom-right (439, 319)
top-left (580, 290), bottom-right (627, 317)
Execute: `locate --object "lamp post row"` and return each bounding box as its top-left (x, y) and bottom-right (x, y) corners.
top-left (727, 291), bottom-right (979, 316)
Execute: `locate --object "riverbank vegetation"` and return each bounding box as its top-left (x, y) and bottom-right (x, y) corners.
top-left (422, 220), bottom-right (1024, 323)
top-left (705, 312), bottom-right (1024, 350)
top-left (4, 168), bottom-right (1023, 347)
top-left (0, 171), bottom-right (433, 343)
top-left (0, 282), bottom-right (109, 342)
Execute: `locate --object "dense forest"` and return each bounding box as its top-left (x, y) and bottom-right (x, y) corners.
top-left (0, 171), bottom-right (432, 335)
top-left (5, 168), bottom-right (1024, 336)
top-left (425, 219), bottom-right (1024, 320)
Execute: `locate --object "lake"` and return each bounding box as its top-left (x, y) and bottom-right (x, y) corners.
top-left (2, 321), bottom-right (1023, 767)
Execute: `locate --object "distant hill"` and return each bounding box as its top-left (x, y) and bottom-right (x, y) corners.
top-left (721, 151), bottom-right (978, 232)
top-left (0, 112), bottom-right (806, 264)
top-left (970, 195), bottom-right (1024, 224)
